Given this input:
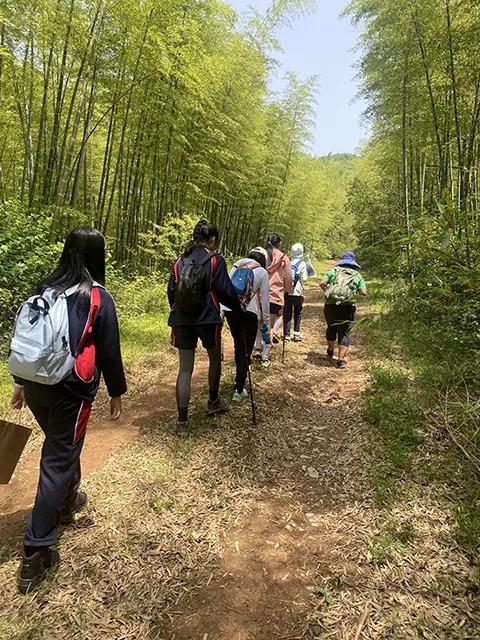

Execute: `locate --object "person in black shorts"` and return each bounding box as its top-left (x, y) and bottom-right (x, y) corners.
top-left (168, 220), bottom-right (242, 435)
top-left (319, 252), bottom-right (367, 369)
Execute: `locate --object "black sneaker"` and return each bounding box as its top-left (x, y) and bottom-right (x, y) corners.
top-left (60, 491), bottom-right (88, 525)
top-left (175, 420), bottom-right (189, 437)
top-left (207, 396), bottom-right (229, 415)
top-left (337, 359), bottom-right (347, 369)
top-left (18, 547), bottom-right (60, 594)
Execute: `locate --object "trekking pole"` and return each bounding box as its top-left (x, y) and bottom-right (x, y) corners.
top-left (247, 360), bottom-right (257, 426)
top-left (242, 325), bottom-right (257, 426)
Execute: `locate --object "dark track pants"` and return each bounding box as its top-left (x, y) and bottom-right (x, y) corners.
top-left (225, 311), bottom-right (258, 394)
top-left (324, 303), bottom-right (356, 347)
top-left (23, 382), bottom-right (92, 548)
top-left (285, 294), bottom-right (304, 336)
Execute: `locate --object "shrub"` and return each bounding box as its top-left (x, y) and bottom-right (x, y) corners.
top-left (0, 201), bottom-right (64, 340)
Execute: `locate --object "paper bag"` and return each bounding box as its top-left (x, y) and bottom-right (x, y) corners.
top-left (0, 419), bottom-right (32, 484)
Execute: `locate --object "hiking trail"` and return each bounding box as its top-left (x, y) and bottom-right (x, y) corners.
top-left (0, 287), bottom-right (476, 639)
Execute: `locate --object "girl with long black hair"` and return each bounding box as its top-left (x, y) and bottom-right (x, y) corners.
top-left (168, 219), bottom-right (242, 436)
top-left (10, 226), bottom-right (127, 593)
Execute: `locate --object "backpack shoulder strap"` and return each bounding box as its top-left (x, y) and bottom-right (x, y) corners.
top-left (77, 286), bottom-right (102, 354)
top-left (173, 256), bottom-right (182, 282)
top-left (210, 254), bottom-right (218, 283)
top-left (198, 251), bottom-right (219, 266)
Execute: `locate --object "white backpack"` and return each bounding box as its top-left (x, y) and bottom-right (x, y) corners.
top-left (8, 285), bottom-right (99, 385)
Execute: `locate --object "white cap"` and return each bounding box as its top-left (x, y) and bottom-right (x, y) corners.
top-left (251, 246), bottom-right (268, 262)
top-left (291, 243), bottom-right (304, 259)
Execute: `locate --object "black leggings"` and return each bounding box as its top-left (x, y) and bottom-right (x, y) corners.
top-left (225, 311), bottom-right (258, 393)
top-left (285, 294), bottom-right (304, 335)
top-left (176, 344), bottom-right (222, 421)
top-left (324, 303), bottom-right (355, 347)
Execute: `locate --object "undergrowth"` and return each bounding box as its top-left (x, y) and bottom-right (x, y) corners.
top-left (109, 271), bottom-right (170, 364)
top-left (363, 277), bottom-right (480, 557)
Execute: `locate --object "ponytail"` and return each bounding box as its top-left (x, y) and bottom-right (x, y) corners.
top-left (183, 219), bottom-right (220, 257)
top-left (266, 233), bottom-right (282, 264)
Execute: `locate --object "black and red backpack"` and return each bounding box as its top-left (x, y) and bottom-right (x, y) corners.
top-left (173, 252), bottom-right (218, 313)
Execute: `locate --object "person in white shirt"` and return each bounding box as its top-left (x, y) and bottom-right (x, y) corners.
top-left (285, 243), bottom-right (309, 341)
top-left (223, 248), bottom-right (270, 401)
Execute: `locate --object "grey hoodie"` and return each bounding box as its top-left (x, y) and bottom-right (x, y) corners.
top-left (222, 258), bottom-right (270, 325)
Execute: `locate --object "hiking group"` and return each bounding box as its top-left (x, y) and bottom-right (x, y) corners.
top-left (7, 220), bottom-right (367, 593)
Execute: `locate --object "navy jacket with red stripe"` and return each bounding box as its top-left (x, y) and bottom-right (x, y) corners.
top-left (65, 287), bottom-right (127, 400)
top-left (167, 247), bottom-right (242, 326)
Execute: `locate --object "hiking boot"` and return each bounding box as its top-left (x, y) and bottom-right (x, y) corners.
top-left (18, 547), bottom-right (60, 594)
top-left (262, 358), bottom-right (271, 368)
top-left (293, 333), bottom-right (302, 342)
top-left (175, 420), bottom-right (189, 437)
top-left (337, 359), bottom-right (347, 369)
top-left (59, 491), bottom-right (88, 525)
top-left (232, 389), bottom-right (249, 403)
top-left (207, 396), bottom-right (229, 415)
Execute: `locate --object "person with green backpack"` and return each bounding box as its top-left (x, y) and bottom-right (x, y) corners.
top-left (320, 252), bottom-right (367, 369)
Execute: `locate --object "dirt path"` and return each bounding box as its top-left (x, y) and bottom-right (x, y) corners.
top-left (164, 291), bottom-right (372, 640)
top-left (0, 287), bottom-right (477, 640)
top-left (0, 349), bottom-right (212, 544)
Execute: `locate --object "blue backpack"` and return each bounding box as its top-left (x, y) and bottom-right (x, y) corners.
top-left (231, 263), bottom-right (259, 307)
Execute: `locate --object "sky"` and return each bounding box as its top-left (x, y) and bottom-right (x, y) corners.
top-left (227, 0), bottom-right (369, 157)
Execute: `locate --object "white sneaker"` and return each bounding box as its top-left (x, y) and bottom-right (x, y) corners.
top-left (293, 333), bottom-right (302, 342)
top-left (232, 389), bottom-right (249, 402)
top-left (262, 358), bottom-right (271, 368)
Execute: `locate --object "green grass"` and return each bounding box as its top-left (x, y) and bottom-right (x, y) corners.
top-left (362, 275), bottom-right (480, 554)
top-left (365, 518), bottom-right (415, 565)
top-left (120, 312), bottom-right (170, 365)
top-left (0, 361), bottom-right (12, 409)
top-left (363, 362), bottom-right (425, 506)
top-left (312, 258), bottom-right (333, 278)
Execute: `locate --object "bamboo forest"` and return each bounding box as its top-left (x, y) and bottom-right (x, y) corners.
top-left (0, 1), bottom-right (479, 638)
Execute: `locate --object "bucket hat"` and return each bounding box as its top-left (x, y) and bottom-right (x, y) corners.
top-left (336, 251), bottom-right (361, 269)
